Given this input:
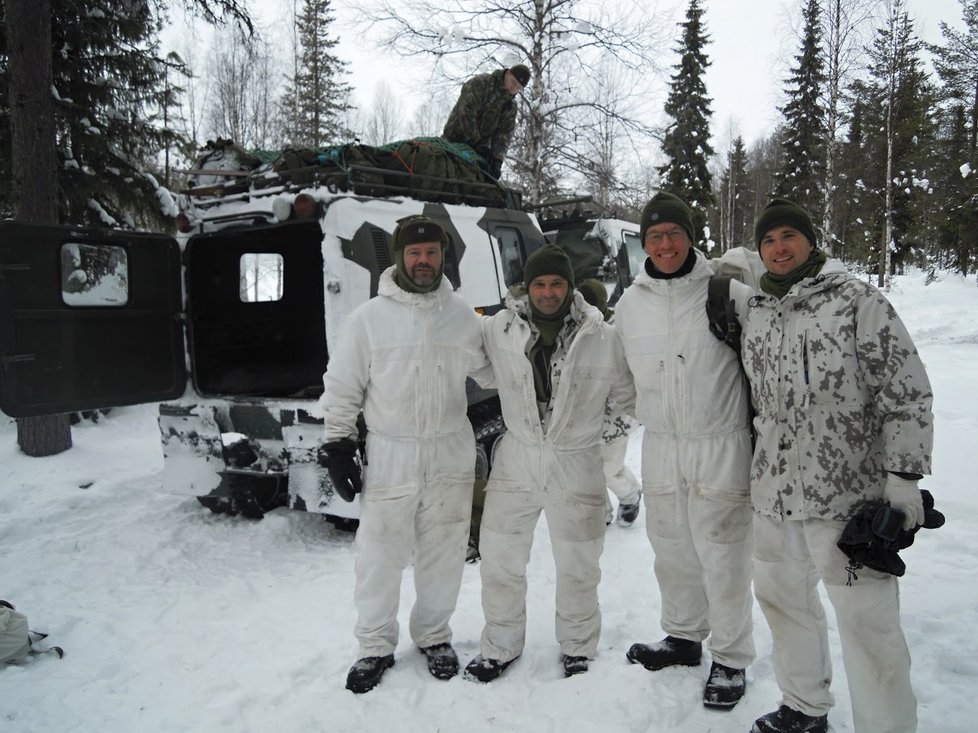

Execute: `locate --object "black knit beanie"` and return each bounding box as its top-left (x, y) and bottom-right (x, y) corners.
top-left (577, 278), bottom-right (609, 319)
top-left (754, 198), bottom-right (818, 248)
top-left (523, 244), bottom-right (575, 288)
top-left (509, 64), bottom-right (531, 87)
top-left (639, 192), bottom-right (696, 243)
top-left (392, 214), bottom-right (446, 251)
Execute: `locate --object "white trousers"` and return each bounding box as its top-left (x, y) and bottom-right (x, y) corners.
top-left (644, 479), bottom-right (755, 669)
top-left (753, 515), bottom-right (917, 733)
top-left (478, 486), bottom-right (606, 662)
top-left (352, 472), bottom-right (472, 658)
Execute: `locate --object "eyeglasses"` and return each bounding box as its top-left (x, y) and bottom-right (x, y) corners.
top-left (645, 229), bottom-right (686, 245)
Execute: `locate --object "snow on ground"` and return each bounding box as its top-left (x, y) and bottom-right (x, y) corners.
top-left (2, 270), bottom-right (977, 733)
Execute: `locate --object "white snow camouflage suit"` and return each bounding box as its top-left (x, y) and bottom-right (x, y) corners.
top-left (476, 288), bottom-right (635, 662)
top-left (321, 267), bottom-right (489, 658)
top-left (613, 250), bottom-right (756, 670)
top-left (742, 259), bottom-right (934, 733)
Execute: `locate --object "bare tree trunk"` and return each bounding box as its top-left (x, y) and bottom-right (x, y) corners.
top-left (6, 0), bottom-right (73, 456)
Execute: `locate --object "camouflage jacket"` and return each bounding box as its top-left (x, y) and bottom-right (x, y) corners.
top-left (742, 260), bottom-right (934, 521)
top-left (442, 69), bottom-right (517, 168)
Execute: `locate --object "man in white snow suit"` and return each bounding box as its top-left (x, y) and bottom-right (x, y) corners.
top-left (744, 200), bottom-right (934, 733)
top-left (319, 215), bottom-right (489, 694)
top-left (577, 278), bottom-right (642, 527)
top-left (463, 245), bottom-right (635, 682)
top-left (614, 192), bottom-right (755, 710)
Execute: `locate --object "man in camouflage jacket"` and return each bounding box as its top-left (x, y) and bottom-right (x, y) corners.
top-left (442, 64), bottom-right (530, 178)
top-left (742, 199), bottom-right (934, 733)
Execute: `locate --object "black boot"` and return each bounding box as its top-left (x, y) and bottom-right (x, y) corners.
top-left (703, 661), bottom-right (746, 709)
top-left (751, 705), bottom-right (828, 733)
top-left (561, 654), bottom-right (589, 678)
top-left (626, 635), bottom-right (702, 671)
top-left (463, 654), bottom-right (517, 683)
top-left (345, 654), bottom-right (395, 693)
top-left (617, 501), bottom-right (640, 527)
top-left (420, 642), bottom-right (459, 680)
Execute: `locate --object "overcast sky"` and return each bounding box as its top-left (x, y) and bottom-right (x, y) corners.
top-left (169, 0), bottom-right (967, 150)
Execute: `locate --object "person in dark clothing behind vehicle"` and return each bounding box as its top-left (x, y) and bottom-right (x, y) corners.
top-left (442, 63), bottom-right (531, 179)
top-left (319, 215), bottom-right (491, 694)
top-left (577, 278), bottom-right (643, 528)
top-left (743, 199), bottom-right (934, 733)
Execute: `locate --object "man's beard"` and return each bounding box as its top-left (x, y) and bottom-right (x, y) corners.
top-left (410, 265), bottom-right (437, 287)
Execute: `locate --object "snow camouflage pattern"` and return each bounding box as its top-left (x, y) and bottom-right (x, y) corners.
top-left (442, 70), bottom-right (517, 172)
top-left (742, 260), bottom-right (934, 521)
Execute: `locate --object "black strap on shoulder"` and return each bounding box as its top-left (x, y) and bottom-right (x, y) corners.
top-left (706, 275), bottom-right (741, 353)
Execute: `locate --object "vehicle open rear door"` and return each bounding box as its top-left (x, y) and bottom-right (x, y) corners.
top-left (0, 221), bottom-right (186, 417)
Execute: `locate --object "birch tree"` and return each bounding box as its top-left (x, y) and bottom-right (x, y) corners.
top-left (356, 0), bottom-right (667, 204)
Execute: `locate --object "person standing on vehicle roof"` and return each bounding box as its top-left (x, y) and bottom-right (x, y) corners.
top-left (463, 245), bottom-right (635, 682)
top-left (319, 214), bottom-right (491, 694)
top-left (442, 63), bottom-right (531, 179)
top-left (613, 192), bottom-right (756, 710)
top-left (744, 199), bottom-right (934, 733)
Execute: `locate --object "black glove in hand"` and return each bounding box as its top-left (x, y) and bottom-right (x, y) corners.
top-left (317, 439), bottom-right (362, 502)
top-left (488, 158), bottom-right (503, 179)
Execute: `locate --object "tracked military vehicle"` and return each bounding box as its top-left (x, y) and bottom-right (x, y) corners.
top-left (0, 141), bottom-right (546, 525)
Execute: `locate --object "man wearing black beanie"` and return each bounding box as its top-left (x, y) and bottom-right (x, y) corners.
top-left (443, 62), bottom-right (531, 178)
top-left (615, 191), bottom-right (756, 710)
top-left (744, 200), bottom-right (934, 733)
top-left (464, 244), bottom-right (635, 682)
top-left (320, 214), bottom-right (492, 694)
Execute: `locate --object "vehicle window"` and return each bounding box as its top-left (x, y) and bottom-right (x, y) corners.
top-left (622, 231), bottom-right (645, 283)
top-left (240, 253), bottom-right (284, 302)
top-left (61, 242), bottom-right (129, 307)
top-left (495, 226), bottom-right (525, 287)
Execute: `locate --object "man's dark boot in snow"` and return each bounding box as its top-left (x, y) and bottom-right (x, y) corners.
top-left (420, 642), bottom-right (459, 680)
top-left (463, 654), bottom-right (517, 683)
top-left (617, 501), bottom-right (640, 527)
top-left (626, 635), bottom-right (702, 671)
top-left (562, 654), bottom-right (589, 677)
top-left (703, 661), bottom-right (746, 709)
top-left (751, 705), bottom-right (828, 733)
top-left (345, 654), bottom-right (395, 693)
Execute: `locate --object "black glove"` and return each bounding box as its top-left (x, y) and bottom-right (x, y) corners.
top-left (488, 158), bottom-right (503, 179)
top-left (317, 439), bottom-right (362, 502)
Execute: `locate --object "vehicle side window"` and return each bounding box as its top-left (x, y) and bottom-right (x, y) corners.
top-left (495, 226), bottom-right (525, 287)
top-left (61, 242), bottom-right (129, 307)
top-left (240, 253), bottom-right (284, 302)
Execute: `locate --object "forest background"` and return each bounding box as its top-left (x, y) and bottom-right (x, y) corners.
top-left (2, 0), bottom-right (975, 278)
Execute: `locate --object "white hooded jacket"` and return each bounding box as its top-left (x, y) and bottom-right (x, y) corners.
top-left (480, 288), bottom-right (635, 506)
top-left (321, 266), bottom-right (488, 494)
top-left (614, 251), bottom-right (753, 494)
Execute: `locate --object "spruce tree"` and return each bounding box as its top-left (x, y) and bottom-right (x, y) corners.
top-left (281, 0), bottom-right (352, 149)
top-left (931, 0), bottom-right (978, 158)
top-left (847, 2), bottom-right (936, 281)
top-left (722, 136), bottom-right (752, 249)
top-left (658, 0), bottom-right (714, 243)
top-left (776, 0), bottom-right (827, 218)
top-left (0, 0), bottom-right (186, 228)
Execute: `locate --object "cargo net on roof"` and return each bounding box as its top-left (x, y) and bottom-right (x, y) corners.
top-left (182, 137), bottom-right (520, 210)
